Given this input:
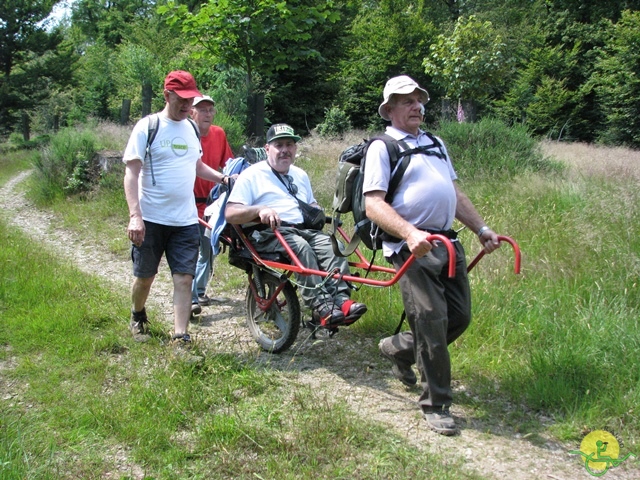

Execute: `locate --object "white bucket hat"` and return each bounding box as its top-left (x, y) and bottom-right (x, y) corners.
top-left (378, 75), bottom-right (430, 121)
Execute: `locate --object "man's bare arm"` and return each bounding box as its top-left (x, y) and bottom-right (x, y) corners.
top-left (365, 191), bottom-right (433, 258)
top-left (124, 159), bottom-right (145, 246)
top-left (225, 202), bottom-right (282, 229)
top-left (454, 183), bottom-right (500, 253)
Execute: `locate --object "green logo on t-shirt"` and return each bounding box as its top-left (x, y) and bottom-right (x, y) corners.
top-left (171, 137), bottom-right (189, 156)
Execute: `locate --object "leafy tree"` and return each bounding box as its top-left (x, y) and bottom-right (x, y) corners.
top-left (423, 15), bottom-right (509, 120)
top-left (113, 15), bottom-right (193, 120)
top-left (71, 0), bottom-right (156, 47)
top-left (0, 0), bottom-right (77, 136)
top-left (267, 2), bottom-right (356, 135)
top-left (542, 0), bottom-right (640, 24)
top-left (493, 45), bottom-right (578, 139)
top-left (76, 41), bottom-right (117, 120)
top-left (337, 0), bottom-right (445, 130)
top-left (159, 0), bottom-right (341, 137)
top-left (592, 10), bottom-right (640, 147)
top-left (513, 3), bottom-right (640, 143)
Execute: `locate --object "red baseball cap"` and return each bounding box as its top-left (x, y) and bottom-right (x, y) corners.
top-left (164, 70), bottom-right (202, 99)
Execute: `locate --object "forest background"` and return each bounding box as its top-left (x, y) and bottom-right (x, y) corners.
top-left (3, 0), bottom-right (640, 150)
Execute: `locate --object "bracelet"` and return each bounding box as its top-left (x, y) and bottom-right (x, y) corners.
top-left (222, 175), bottom-right (229, 185)
top-left (477, 226), bottom-right (490, 237)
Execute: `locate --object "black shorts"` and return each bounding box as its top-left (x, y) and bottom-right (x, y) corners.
top-left (131, 221), bottom-right (199, 278)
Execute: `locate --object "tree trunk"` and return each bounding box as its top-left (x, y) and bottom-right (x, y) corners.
top-left (461, 99), bottom-right (476, 122)
top-left (21, 111), bottom-right (30, 142)
top-left (247, 92), bottom-right (265, 145)
top-left (441, 98), bottom-right (454, 121)
top-left (121, 99), bottom-right (131, 125)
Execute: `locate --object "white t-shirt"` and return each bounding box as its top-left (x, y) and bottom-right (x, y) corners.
top-left (227, 161), bottom-right (317, 225)
top-left (363, 126), bottom-right (457, 255)
top-left (123, 113), bottom-right (202, 226)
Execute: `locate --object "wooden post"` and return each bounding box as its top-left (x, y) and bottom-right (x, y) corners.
top-left (141, 83), bottom-right (152, 118)
top-left (121, 99), bottom-right (131, 125)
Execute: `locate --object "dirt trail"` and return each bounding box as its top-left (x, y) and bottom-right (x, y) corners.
top-left (1, 170), bottom-right (637, 480)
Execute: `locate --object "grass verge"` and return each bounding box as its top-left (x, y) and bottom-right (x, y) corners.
top-left (0, 218), bottom-right (481, 479)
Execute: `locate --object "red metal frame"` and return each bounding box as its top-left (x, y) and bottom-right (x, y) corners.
top-left (201, 219), bottom-right (521, 317)
top-left (467, 235), bottom-right (521, 274)
top-left (230, 224), bottom-right (456, 286)
top-left (202, 219), bottom-right (521, 288)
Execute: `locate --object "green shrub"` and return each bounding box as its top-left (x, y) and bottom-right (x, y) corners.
top-left (316, 107), bottom-right (353, 139)
top-left (214, 110), bottom-right (246, 155)
top-left (435, 118), bottom-right (561, 178)
top-left (31, 127), bottom-right (99, 202)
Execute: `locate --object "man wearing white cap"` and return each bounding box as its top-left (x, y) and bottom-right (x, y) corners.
top-left (189, 95), bottom-right (234, 314)
top-left (363, 75), bottom-right (501, 435)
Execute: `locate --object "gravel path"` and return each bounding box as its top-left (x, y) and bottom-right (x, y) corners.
top-left (1, 170), bottom-right (638, 480)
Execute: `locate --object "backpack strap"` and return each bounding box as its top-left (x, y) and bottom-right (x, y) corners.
top-left (329, 134), bottom-right (407, 258)
top-left (146, 114), bottom-right (159, 186)
top-left (187, 117), bottom-right (201, 141)
top-left (145, 114), bottom-right (201, 187)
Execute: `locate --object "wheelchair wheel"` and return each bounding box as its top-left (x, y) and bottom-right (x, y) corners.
top-left (245, 271), bottom-right (301, 353)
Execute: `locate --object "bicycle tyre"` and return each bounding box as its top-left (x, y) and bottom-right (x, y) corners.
top-left (245, 272), bottom-right (301, 353)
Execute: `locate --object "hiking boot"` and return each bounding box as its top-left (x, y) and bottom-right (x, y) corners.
top-left (129, 308), bottom-right (150, 342)
top-left (170, 333), bottom-right (203, 365)
top-left (423, 408), bottom-right (457, 436)
top-left (339, 300), bottom-right (367, 325)
top-left (312, 304), bottom-right (345, 328)
top-left (378, 338), bottom-right (417, 387)
top-left (191, 303), bottom-right (202, 316)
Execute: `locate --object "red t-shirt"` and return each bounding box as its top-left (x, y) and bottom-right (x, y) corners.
top-left (194, 125), bottom-right (234, 218)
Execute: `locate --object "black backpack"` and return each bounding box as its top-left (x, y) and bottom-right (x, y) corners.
top-left (329, 132), bottom-right (447, 257)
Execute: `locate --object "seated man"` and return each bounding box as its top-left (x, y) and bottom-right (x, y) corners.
top-left (225, 123), bottom-right (367, 327)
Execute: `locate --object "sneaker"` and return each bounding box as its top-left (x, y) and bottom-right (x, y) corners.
top-left (423, 408), bottom-right (457, 436)
top-left (378, 338), bottom-right (417, 387)
top-left (170, 333), bottom-right (203, 364)
top-left (339, 300), bottom-right (367, 325)
top-left (197, 295), bottom-right (211, 306)
top-left (171, 333), bottom-right (192, 345)
top-left (312, 304), bottom-right (345, 327)
top-left (191, 303), bottom-right (202, 316)
top-left (129, 308), bottom-right (150, 342)
top-left (198, 294), bottom-right (228, 306)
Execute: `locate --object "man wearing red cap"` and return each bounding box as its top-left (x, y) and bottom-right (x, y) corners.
top-left (122, 70), bottom-right (230, 350)
top-left (364, 75), bottom-right (501, 435)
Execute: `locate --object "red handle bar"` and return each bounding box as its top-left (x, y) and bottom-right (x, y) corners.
top-left (267, 229), bottom-right (456, 286)
top-left (467, 235), bottom-right (521, 274)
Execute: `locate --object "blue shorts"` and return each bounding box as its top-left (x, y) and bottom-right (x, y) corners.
top-left (131, 221), bottom-right (199, 278)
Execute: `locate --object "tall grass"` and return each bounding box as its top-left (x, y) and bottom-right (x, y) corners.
top-left (301, 121), bottom-right (640, 450)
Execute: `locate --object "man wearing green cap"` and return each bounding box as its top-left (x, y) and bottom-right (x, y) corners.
top-left (225, 123), bottom-right (367, 328)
